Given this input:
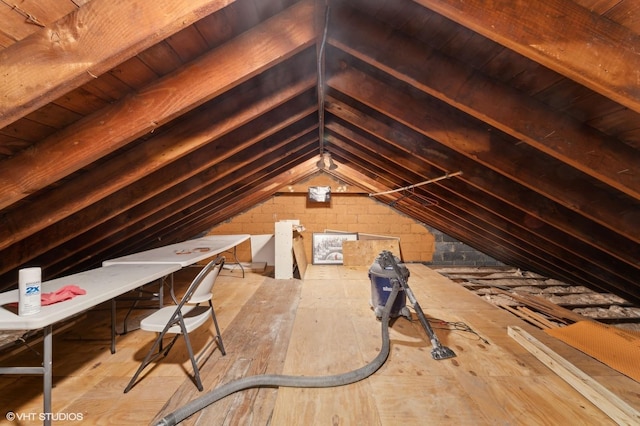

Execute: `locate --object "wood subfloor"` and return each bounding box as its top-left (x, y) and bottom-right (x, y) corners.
top-left (1, 264), bottom-right (639, 425)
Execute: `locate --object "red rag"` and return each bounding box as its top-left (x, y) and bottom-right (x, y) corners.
top-left (41, 285), bottom-right (86, 306)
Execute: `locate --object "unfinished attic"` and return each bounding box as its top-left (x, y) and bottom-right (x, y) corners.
top-left (1, 0), bottom-right (639, 425)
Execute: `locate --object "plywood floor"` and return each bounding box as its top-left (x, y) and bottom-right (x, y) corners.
top-left (1, 264), bottom-right (639, 425)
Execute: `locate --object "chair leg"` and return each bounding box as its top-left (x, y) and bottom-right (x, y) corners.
top-left (124, 329), bottom-right (175, 393)
top-left (180, 327), bottom-right (204, 392)
top-left (209, 301), bottom-right (226, 356)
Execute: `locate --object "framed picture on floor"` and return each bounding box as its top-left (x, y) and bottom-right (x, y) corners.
top-left (312, 232), bottom-right (358, 264)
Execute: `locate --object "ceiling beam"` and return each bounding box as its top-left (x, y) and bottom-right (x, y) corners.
top-left (329, 8), bottom-right (640, 200)
top-left (0, 103), bottom-right (317, 279)
top-left (0, 61), bottom-right (316, 251)
top-left (414, 0), bottom-right (640, 114)
top-left (0, 0), bottom-right (316, 210)
top-left (0, 0), bottom-right (238, 128)
top-left (328, 67), bottom-right (640, 243)
top-left (325, 99), bottom-right (639, 270)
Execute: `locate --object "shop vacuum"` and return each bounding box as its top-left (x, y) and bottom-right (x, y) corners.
top-left (370, 250), bottom-right (456, 361)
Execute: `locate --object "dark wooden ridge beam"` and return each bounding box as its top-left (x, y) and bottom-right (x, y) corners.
top-left (414, 0), bottom-right (640, 114)
top-left (0, 0), bottom-right (315, 210)
top-left (328, 67), bottom-right (640, 243)
top-left (0, 0), bottom-right (238, 129)
top-left (328, 7), bottom-right (640, 199)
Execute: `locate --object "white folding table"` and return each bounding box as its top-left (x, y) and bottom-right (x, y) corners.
top-left (0, 263), bottom-right (181, 426)
top-left (101, 234), bottom-right (251, 335)
top-left (102, 234), bottom-right (251, 270)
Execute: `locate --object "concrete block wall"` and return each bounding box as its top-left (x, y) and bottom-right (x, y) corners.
top-left (425, 227), bottom-right (504, 267)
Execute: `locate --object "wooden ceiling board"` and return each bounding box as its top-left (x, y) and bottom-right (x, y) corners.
top-left (194, 4), bottom-right (255, 49)
top-left (22, 101), bottom-right (83, 130)
top-left (0, 0), bottom-right (638, 307)
top-left (603, 1), bottom-right (640, 32)
top-left (0, 133), bottom-right (26, 155)
top-left (329, 63), bottom-right (638, 240)
top-left (325, 95), bottom-right (639, 273)
top-left (586, 106), bottom-right (640, 145)
top-left (135, 41), bottom-right (186, 77)
top-left (50, 86), bottom-right (112, 116)
top-left (0, 116), bottom-right (56, 142)
top-left (164, 24), bottom-right (211, 64)
top-left (328, 108), bottom-right (639, 296)
top-left (107, 57), bottom-right (161, 91)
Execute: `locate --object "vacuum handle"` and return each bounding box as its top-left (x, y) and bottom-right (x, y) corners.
top-left (381, 251), bottom-right (438, 341)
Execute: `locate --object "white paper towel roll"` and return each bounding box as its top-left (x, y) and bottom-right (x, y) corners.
top-left (19, 267), bottom-right (41, 316)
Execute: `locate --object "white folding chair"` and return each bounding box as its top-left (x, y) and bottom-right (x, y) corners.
top-left (124, 256), bottom-right (226, 393)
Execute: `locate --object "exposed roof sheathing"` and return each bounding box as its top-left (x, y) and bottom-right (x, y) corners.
top-left (0, 0), bottom-right (638, 303)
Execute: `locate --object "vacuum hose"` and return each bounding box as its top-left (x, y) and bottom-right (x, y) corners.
top-left (156, 282), bottom-right (401, 425)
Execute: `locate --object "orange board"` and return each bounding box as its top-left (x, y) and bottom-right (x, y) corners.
top-left (546, 321), bottom-right (640, 382)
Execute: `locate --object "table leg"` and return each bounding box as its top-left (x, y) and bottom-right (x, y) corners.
top-left (169, 273), bottom-right (177, 304)
top-left (231, 246), bottom-right (245, 278)
top-left (0, 328), bottom-right (53, 426)
top-left (111, 299), bottom-right (116, 354)
top-left (43, 324), bottom-right (52, 426)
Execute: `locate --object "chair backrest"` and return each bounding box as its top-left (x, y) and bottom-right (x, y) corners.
top-left (183, 256), bottom-right (225, 305)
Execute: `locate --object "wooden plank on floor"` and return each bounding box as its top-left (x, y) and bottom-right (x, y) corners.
top-left (509, 326), bottom-right (640, 425)
top-left (453, 374), bottom-right (615, 425)
top-left (370, 375), bottom-right (489, 424)
top-left (270, 268), bottom-right (382, 425)
top-left (152, 276), bottom-right (302, 425)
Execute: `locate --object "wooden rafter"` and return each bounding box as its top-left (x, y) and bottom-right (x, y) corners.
top-left (0, 0), bottom-right (315, 210)
top-left (329, 8), bottom-right (640, 199)
top-left (415, 0), bottom-right (640, 114)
